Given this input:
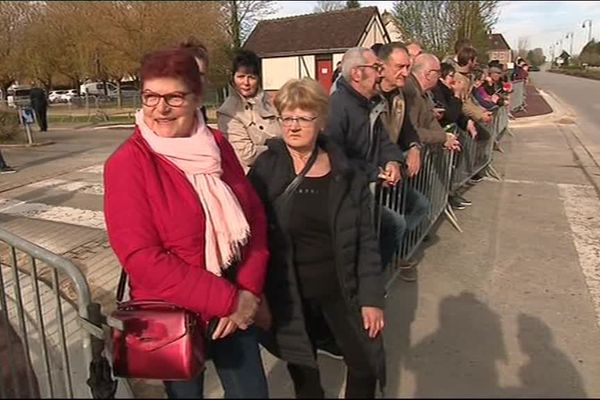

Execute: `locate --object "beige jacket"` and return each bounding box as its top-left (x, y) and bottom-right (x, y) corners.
top-left (217, 90), bottom-right (282, 169)
top-left (454, 67), bottom-right (487, 122)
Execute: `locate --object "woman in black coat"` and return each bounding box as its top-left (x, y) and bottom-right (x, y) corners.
top-left (247, 78), bottom-right (386, 398)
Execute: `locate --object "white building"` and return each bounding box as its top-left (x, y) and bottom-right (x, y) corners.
top-left (382, 11), bottom-right (403, 42)
top-left (243, 6), bottom-right (391, 94)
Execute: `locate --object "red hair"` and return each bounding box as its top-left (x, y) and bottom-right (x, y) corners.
top-left (140, 48), bottom-right (203, 95)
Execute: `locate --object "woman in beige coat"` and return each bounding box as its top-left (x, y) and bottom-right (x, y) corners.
top-left (217, 50), bottom-right (282, 170)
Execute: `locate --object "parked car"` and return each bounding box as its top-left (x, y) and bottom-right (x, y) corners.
top-left (60, 89), bottom-right (79, 103)
top-left (49, 90), bottom-right (68, 103)
top-left (80, 81), bottom-right (118, 98)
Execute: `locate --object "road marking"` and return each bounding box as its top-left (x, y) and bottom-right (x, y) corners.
top-left (0, 198), bottom-right (105, 230)
top-left (484, 177), bottom-right (591, 188)
top-left (27, 178), bottom-right (104, 195)
top-left (558, 183), bottom-right (600, 329)
top-left (77, 164), bottom-right (104, 174)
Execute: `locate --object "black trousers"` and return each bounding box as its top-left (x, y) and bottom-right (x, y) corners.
top-left (0, 150), bottom-right (8, 168)
top-left (287, 296), bottom-right (376, 399)
top-left (33, 105), bottom-right (48, 132)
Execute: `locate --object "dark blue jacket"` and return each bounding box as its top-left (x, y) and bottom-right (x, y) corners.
top-left (326, 77), bottom-right (404, 182)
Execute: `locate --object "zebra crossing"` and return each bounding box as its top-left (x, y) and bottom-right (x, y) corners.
top-left (0, 164), bottom-right (107, 230)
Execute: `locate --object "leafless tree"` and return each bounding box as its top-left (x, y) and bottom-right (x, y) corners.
top-left (220, 0), bottom-right (278, 50)
top-left (313, 1), bottom-right (345, 13)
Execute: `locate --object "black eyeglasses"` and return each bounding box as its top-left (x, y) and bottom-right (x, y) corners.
top-left (141, 91), bottom-right (192, 107)
top-left (357, 63), bottom-right (384, 73)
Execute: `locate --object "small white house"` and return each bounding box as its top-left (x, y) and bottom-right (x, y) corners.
top-left (243, 6), bottom-right (391, 94)
top-left (382, 11), bottom-right (403, 42)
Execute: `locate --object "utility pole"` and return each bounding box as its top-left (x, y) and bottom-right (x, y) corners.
top-left (582, 19), bottom-right (592, 43)
top-left (565, 32), bottom-right (574, 56)
top-left (556, 39), bottom-right (563, 53)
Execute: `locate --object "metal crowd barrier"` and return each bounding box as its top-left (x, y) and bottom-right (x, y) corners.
top-left (377, 105), bottom-right (511, 287)
top-left (510, 80), bottom-right (526, 113)
top-left (0, 228), bottom-right (117, 398)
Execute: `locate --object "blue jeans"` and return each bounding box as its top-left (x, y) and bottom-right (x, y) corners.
top-left (164, 326), bottom-right (268, 399)
top-left (378, 188), bottom-right (430, 268)
top-left (379, 205), bottom-right (407, 269)
top-left (404, 187), bottom-right (430, 232)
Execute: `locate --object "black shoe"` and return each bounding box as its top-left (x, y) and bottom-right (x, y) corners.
top-left (316, 339), bottom-right (344, 360)
top-left (0, 166), bottom-right (16, 174)
top-left (455, 195), bottom-right (472, 206)
top-left (469, 174), bottom-right (485, 184)
top-left (449, 196), bottom-right (466, 210)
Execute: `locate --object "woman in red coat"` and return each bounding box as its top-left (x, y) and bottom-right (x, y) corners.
top-left (103, 48), bottom-right (269, 398)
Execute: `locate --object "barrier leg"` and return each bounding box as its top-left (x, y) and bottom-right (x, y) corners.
top-left (444, 205), bottom-right (463, 233)
top-left (493, 140), bottom-right (504, 153)
top-left (486, 164), bottom-right (502, 181)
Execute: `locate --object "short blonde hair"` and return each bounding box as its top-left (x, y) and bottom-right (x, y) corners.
top-left (274, 78), bottom-right (329, 121)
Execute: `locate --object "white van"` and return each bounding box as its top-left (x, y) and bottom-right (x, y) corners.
top-left (80, 82), bottom-right (118, 98)
top-left (7, 85), bottom-right (32, 108)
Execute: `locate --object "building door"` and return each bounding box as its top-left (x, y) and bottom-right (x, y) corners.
top-left (316, 57), bottom-right (333, 93)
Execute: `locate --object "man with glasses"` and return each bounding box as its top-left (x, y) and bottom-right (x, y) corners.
top-left (326, 47), bottom-right (405, 275)
top-left (404, 53), bottom-right (461, 150)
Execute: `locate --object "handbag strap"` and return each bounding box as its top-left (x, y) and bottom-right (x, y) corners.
top-left (280, 145), bottom-right (319, 201)
top-left (116, 270), bottom-right (127, 303)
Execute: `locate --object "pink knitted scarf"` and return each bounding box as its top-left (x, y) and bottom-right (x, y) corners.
top-left (136, 110), bottom-right (250, 276)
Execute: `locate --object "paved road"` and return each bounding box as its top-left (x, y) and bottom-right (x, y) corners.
top-left (529, 71), bottom-right (600, 146)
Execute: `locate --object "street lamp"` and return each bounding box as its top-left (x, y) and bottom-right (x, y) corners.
top-left (565, 32), bottom-right (574, 56)
top-left (582, 19), bottom-right (592, 43)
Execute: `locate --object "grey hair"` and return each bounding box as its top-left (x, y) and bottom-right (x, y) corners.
top-left (411, 53), bottom-right (439, 76)
top-left (341, 47), bottom-right (371, 80)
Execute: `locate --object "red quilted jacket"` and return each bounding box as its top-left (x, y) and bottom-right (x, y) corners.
top-left (103, 127), bottom-right (269, 321)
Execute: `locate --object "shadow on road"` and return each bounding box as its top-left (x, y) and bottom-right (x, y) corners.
top-left (0, 317), bottom-right (40, 398)
top-left (401, 291), bottom-right (586, 398)
top-left (384, 276), bottom-right (419, 398)
top-left (504, 313), bottom-right (587, 398)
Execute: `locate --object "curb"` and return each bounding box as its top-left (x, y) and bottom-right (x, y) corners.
top-left (90, 124), bottom-right (134, 130)
top-left (509, 89), bottom-right (567, 127)
top-left (0, 140), bottom-right (55, 149)
top-left (89, 123), bottom-right (219, 131)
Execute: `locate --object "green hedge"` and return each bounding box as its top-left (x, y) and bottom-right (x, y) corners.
top-left (0, 108), bottom-right (22, 143)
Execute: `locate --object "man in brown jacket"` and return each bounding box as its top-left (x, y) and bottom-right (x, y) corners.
top-left (453, 46), bottom-right (493, 124)
top-left (403, 54), bottom-right (460, 150)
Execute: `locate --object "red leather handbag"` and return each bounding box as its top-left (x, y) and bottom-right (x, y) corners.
top-left (110, 272), bottom-right (203, 381)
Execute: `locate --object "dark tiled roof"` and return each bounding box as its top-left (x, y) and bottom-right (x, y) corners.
top-left (488, 33), bottom-right (511, 51)
top-left (244, 6), bottom-right (381, 57)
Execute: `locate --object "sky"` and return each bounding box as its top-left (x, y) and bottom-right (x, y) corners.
top-left (269, 1), bottom-right (600, 57)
